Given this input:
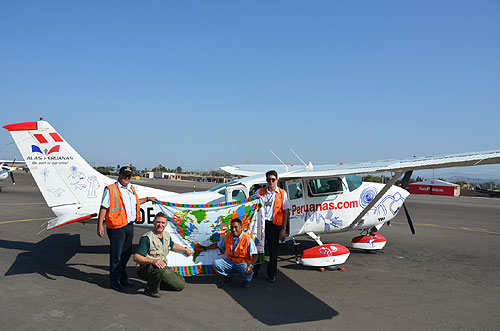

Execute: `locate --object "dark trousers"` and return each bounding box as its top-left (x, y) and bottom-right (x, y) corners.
top-left (137, 264), bottom-right (186, 292)
top-left (107, 222), bottom-right (134, 286)
top-left (265, 222), bottom-right (282, 278)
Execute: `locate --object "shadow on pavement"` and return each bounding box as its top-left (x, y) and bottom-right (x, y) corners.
top-left (186, 240), bottom-right (339, 326)
top-left (0, 233), bottom-right (143, 293)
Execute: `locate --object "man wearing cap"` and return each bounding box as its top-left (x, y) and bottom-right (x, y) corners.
top-left (98, 166), bottom-right (157, 292)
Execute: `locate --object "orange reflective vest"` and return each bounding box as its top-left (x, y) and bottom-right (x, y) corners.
top-left (105, 182), bottom-right (141, 229)
top-left (225, 232), bottom-right (253, 263)
top-left (258, 187), bottom-right (286, 226)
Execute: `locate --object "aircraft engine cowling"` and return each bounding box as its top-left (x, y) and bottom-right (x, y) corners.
top-left (300, 244), bottom-right (350, 267)
top-left (351, 234), bottom-right (387, 250)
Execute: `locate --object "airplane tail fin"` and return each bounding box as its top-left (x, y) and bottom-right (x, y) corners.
top-left (3, 119), bottom-right (113, 228)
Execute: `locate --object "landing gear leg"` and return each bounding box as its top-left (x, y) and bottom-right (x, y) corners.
top-left (306, 231), bottom-right (323, 246)
top-left (292, 237), bottom-right (300, 265)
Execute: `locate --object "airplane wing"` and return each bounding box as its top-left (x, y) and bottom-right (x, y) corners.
top-left (221, 150), bottom-right (500, 178)
top-left (220, 164), bottom-right (307, 176)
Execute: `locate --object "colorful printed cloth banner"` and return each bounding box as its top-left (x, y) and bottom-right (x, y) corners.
top-left (155, 198), bottom-right (264, 276)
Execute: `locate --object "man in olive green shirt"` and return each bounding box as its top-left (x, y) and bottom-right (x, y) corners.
top-left (134, 212), bottom-right (194, 298)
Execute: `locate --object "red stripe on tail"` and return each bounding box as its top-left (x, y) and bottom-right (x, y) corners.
top-left (34, 134), bottom-right (48, 143)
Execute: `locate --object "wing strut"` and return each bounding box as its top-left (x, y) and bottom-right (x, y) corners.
top-left (348, 171), bottom-right (403, 230)
top-left (400, 170), bottom-right (416, 235)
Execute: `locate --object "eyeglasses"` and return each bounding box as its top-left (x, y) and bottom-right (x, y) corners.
top-left (266, 178), bottom-right (277, 182)
top-left (122, 174), bottom-right (132, 178)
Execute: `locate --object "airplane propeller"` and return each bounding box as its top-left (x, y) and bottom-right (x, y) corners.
top-left (10, 171), bottom-right (15, 185)
top-left (400, 170), bottom-right (415, 235)
top-left (9, 157), bottom-right (16, 185)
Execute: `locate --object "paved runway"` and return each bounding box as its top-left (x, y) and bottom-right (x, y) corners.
top-left (1, 172), bottom-right (499, 330)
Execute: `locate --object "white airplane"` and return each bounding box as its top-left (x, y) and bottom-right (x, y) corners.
top-left (0, 161), bottom-right (16, 186)
top-left (4, 119), bottom-right (500, 269)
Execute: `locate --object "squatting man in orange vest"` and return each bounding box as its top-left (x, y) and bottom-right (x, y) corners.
top-left (196, 218), bottom-right (258, 288)
top-left (133, 212), bottom-right (194, 298)
top-left (254, 170), bottom-right (289, 283)
top-left (97, 166), bottom-right (158, 292)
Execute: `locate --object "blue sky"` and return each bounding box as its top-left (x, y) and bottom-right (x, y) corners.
top-left (1, 1), bottom-right (499, 178)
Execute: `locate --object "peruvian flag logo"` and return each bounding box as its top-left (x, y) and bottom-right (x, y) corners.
top-left (32, 145), bottom-right (60, 155)
top-left (31, 132), bottom-right (63, 155)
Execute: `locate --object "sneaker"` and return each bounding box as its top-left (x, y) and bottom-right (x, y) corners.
top-left (268, 276), bottom-right (276, 283)
top-left (145, 287), bottom-right (161, 298)
top-left (242, 281), bottom-right (250, 288)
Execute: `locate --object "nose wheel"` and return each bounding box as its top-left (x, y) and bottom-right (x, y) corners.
top-left (351, 229), bottom-right (387, 252)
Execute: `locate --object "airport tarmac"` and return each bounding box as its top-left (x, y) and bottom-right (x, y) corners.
top-left (1, 172), bottom-right (499, 330)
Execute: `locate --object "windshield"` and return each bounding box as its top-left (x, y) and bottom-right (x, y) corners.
top-left (345, 174), bottom-right (362, 191)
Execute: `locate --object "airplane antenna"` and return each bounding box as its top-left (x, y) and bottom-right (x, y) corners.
top-left (270, 150), bottom-right (289, 172)
top-left (290, 148), bottom-right (313, 171)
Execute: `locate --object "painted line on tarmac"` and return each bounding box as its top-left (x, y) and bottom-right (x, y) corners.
top-left (0, 217), bottom-right (53, 225)
top-left (392, 221), bottom-right (500, 235)
top-left (0, 202), bottom-right (46, 205)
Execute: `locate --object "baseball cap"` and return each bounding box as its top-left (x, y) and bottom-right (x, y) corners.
top-left (119, 166), bottom-right (133, 175)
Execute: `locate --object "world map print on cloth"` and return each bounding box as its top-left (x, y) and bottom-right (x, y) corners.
top-left (154, 198), bottom-right (264, 277)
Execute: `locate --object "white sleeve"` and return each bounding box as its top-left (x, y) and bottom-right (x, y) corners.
top-left (101, 187), bottom-right (110, 208)
top-left (248, 238), bottom-right (257, 256)
top-left (282, 191), bottom-right (290, 210)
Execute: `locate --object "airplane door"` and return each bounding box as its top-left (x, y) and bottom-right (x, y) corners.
top-left (284, 179), bottom-right (305, 237)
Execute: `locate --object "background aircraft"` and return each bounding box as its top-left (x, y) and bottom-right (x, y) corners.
top-left (0, 160), bottom-right (17, 186)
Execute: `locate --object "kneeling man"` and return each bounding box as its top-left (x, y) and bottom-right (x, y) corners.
top-left (197, 218), bottom-right (258, 288)
top-left (134, 212), bottom-right (194, 298)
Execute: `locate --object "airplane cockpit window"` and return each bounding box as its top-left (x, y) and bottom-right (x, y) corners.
top-left (287, 182), bottom-right (303, 199)
top-left (308, 177), bottom-right (344, 196)
top-left (345, 174), bottom-right (362, 191)
top-left (231, 189), bottom-right (247, 201)
top-left (249, 183), bottom-right (267, 196)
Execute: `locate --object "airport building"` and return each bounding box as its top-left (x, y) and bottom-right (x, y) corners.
top-left (407, 179), bottom-right (460, 196)
top-left (143, 171), bottom-right (230, 183)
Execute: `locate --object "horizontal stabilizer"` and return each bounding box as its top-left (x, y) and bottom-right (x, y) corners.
top-left (48, 212), bottom-right (97, 230)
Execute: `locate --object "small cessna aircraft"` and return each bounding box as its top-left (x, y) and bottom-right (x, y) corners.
top-left (4, 119), bottom-right (500, 269)
top-left (0, 160), bottom-right (17, 187)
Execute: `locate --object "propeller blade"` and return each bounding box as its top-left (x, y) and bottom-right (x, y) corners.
top-left (402, 203), bottom-right (415, 235)
top-left (10, 171), bottom-right (15, 185)
top-left (10, 157), bottom-right (16, 167)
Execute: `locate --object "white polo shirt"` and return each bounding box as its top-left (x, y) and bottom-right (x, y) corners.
top-left (101, 181), bottom-right (139, 224)
top-left (261, 186), bottom-right (289, 222)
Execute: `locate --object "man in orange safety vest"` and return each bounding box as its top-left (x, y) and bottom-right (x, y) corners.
top-left (197, 218), bottom-right (258, 288)
top-left (97, 166), bottom-right (157, 292)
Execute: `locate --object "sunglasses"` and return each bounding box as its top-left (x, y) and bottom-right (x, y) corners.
top-left (266, 178), bottom-right (277, 182)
